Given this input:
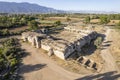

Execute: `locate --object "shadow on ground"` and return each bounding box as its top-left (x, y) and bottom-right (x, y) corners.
top-left (19, 64), bottom-right (46, 74)
top-left (81, 33), bottom-right (113, 56)
top-left (75, 71), bottom-right (120, 80)
top-left (100, 40), bottom-right (112, 50)
top-left (18, 64), bottom-right (46, 80)
top-left (17, 45), bottom-right (47, 80)
top-left (20, 49), bottom-right (31, 58)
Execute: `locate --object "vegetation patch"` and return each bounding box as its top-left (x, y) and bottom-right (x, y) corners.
top-left (0, 38), bottom-right (24, 80)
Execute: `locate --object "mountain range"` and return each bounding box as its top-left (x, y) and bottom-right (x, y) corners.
top-left (0, 2), bottom-right (64, 14)
top-left (0, 1), bottom-right (119, 14)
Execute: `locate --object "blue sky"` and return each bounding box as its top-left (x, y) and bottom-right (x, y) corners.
top-left (0, 0), bottom-right (120, 12)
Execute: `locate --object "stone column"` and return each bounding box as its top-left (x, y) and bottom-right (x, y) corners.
top-left (35, 36), bottom-right (41, 48)
top-left (31, 38), bottom-right (35, 46)
top-left (48, 48), bottom-right (54, 56)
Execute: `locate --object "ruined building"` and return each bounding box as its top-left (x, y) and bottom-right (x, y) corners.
top-left (22, 26), bottom-right (98, 60)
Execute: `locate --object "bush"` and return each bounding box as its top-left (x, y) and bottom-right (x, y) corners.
top-left (94, 37), bottom-right (102, 49)
top-left (66, 17), bottom-right (71, 21)
top-left (0, 29), bottom-right (10, 36)
top-left (85, 16), bottom-right (90, 24)
top-left (54, 20), bottom-right (61, 26)
top-left (28, 20), bottom-right (39, 30)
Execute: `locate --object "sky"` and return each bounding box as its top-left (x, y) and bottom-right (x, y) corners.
top-left (0, 0), bottom-right (120, 12)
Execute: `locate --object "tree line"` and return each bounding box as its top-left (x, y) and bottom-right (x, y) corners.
top-left (85, 14), bottom-right (120, 24)
top-left (0, 14), bottom-right (40, 36)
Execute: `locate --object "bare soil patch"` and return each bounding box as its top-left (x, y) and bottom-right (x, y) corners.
top-left (9, 26), bottom-right (29, 33)
top-left (109, 29), bottom-right (120, 71)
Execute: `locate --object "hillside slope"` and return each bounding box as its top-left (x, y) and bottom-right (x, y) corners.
top-left (0, 2), bottom-right (64, 13)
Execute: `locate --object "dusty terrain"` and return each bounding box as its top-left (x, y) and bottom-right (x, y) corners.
top-left (109, 29), bottom-right (120, 70)
top-left (19, 42), bottom-right (120, 80)
top-left (1, 25), bottom-right (120, 80)
top-left (100, 27), bottom-right (119, 72)
top-left (18, 42), bottom-right (85, 80)
top-left (18, 27), bottom-right (120, 80)
top-left (9, 26), bottom-right (29, 33)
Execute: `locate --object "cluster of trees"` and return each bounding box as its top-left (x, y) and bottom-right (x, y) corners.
top-left (0, 14), bottom-right (36, 29)
top-left (0, 29), bottom-right (29, 36)
top-left (28, 20), bottom-right (39, 30)
top-left (0, 29), bottom-right (10, 36)
top-left (0, 14), bottom-right (39, 36)
top-left (100, 15), bottom-right (110, 24)
top-left (54, 20), bottom-right (61, 26)
top-left (85, 16), bottom-right (91, 24)
top-left (0, 38), bottom-right (23, 80)
top-left (92, 14), bottom-right (120, 20)
top-left (39, 13), bottom-right (67, 18)
top-left (85, 14), bottom-right (120, 24)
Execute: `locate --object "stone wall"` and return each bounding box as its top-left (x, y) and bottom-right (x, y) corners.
top-left (21, 27), bottom-right (98, 60)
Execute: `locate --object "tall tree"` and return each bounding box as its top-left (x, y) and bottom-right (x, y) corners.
top-left (28, 20), bottom-right (39, 30)
top-left (85, 16), bottom-right (90, 24)
top-left (100, 16), bottom-right (110, 24)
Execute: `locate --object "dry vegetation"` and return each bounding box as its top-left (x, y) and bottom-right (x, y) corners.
top-left (85, 49), bottom-right (104, 70)
top-left (92, 25), bottom-right (106, 33)
top-left (90, 19), bottom-right (120, 26)
top-left (50, 55), bottom-right (95, 74)
top-left (46, 17), bottom-right (82, 22)
top-left (107, 20), bottom-right (120, 26)
top-left (90, 19), bottom-right (100, 23)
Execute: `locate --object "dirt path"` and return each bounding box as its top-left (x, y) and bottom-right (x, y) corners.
top-left (100, 27), bottom-right (119, 72)
top-left (19, 42), bottom-right (85, 80)
top-left (19, 40), bottom-right (120, 80)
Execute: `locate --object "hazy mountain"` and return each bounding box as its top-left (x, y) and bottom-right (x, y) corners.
top-left (0, 2), bottom-right (64, 14)
top-left (68, 10), bottom-right (119, 14)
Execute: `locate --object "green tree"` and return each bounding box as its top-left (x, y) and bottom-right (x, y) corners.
top-left (28, 20), bottom-right (39, 30)
top-left (100, 16), bottom-right (110, 24)
top-left (54, 20), bottom-right (61, 26)
top-left (85, 16), bottom-right (90, 24)
top-left (2, 29), bottom-right (10, 36)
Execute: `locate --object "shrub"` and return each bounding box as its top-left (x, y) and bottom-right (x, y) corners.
top-left (54, 20), bottom-right (61, 26)
top-left (94, 37), bottom-right (102, 49)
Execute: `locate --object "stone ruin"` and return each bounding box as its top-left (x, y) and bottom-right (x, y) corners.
top-left (77, 56), bottom-right (97, 70)
top-left (22, 25), bottom-right (98, 60)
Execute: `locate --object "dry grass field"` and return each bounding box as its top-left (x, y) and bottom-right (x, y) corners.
top-left (107, 20), bottom-right (120, 26)
top-left (46, 17), bottom-right (83, 22)
top-left (90, 19), bottom-right (120, 26)
top-left (50, 55), bottom-right (94, 74)
top-left (90, 19), bottom-right (100, 23)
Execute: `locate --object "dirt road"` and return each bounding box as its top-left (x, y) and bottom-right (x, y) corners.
top-left (19, 42), bottom-right (85, 80)
top-left (100, 27), bottom-right (119, 72)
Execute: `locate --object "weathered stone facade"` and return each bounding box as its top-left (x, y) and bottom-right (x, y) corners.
top-left (22, 26), bottom-right (98, 60)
